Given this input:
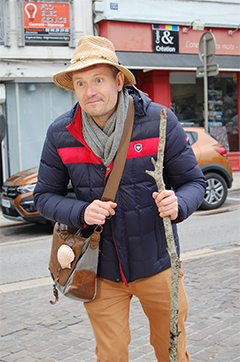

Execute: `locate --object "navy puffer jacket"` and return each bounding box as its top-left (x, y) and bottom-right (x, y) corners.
top-left (34, 86), bottom-right (206, 284)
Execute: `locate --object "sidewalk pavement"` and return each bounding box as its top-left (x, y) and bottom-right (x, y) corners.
top-left (0, 173), bottom-right (239, 362)
top-left (0, 245), bottom-right (239, 362)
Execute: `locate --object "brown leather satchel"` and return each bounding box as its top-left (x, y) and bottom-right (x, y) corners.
top-left (48, 96), bottom-right (134, 304)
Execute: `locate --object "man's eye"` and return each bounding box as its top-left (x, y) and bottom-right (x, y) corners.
top-left (96, 78), bottom-right (103, 83)
top-left (78, 81), bottom-right (84, 87)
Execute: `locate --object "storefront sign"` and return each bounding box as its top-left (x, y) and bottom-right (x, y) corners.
top-left (23, 2), bottom-right (70, 45)
top-left (152, 25), bottom-right (179, 53)
top-left (179, 27), bottom-right (240, 56)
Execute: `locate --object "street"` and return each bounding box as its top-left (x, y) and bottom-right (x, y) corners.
top-left (0, 223), bottom-right (53, 284)
top-left (0, 191), bottom-right (239, 285)
top-left (0, 191), bottom-right (239, 362)
top-left (178, 199), bottom-right (240, 253)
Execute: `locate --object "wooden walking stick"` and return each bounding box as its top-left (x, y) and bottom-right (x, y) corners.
top-left (146, 109), bottom-right (180, 362)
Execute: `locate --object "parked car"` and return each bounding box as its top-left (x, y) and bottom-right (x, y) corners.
top-left (184, 127), bottom-right (232, 210)
top-left (0, 127), bottom-right (233, 224)
top-left (1, 167), bottom-right (75, 224)
top-left (1, 167), bottom-right (42, 223)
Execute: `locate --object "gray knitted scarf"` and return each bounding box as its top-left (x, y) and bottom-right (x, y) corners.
top-left (81, 88), bottom-right (129, 167)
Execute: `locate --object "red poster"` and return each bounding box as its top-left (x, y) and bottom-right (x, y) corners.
top-left (23, 2), bottom-right (70, 28)
top-left (22, 2), bottom-right (70, 44)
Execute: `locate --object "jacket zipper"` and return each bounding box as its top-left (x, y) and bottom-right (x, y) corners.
top-left (111, 219), bottom-right (128, 287)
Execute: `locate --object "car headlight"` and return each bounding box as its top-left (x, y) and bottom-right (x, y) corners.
top-left (17, 184), bottom-right (36, 194)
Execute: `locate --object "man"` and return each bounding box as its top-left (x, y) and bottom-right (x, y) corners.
top-left (34, 35), bottom-right (206, 362)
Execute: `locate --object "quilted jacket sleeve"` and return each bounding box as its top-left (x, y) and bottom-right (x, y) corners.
top-left (33, 119), bottom-right (89, 228)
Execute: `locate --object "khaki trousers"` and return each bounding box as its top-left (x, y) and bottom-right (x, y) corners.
top-left (84, 267), bottom-right (190, 362)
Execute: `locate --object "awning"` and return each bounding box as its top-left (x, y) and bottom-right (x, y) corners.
top-left (116, 52), bottom-right (240, 72)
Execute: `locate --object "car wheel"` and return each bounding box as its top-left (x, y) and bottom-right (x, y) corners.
top-left (200, 172), bottom-right (228, 210)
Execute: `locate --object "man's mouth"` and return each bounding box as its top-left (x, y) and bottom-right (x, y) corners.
top-left (86, 98), bottom-right (102, 105)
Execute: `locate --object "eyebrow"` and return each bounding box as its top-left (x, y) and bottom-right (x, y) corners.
top-left (73, 72), bottom-right (104, 81)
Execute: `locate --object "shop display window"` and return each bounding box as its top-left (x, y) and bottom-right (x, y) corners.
top-left (170, 72), bottom-right (238, 152)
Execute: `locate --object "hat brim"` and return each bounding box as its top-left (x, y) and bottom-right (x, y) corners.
top-left (53, 58), bottom-right (136, 92)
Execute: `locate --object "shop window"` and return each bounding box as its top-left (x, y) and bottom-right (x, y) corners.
top-left (209, 74), bottom-right (238, 152)
top-left (170, 72), bottom-right (238, 152)
top-left (5, 82), bottom-right (76, 175)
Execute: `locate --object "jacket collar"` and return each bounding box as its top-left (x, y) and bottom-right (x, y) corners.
top-left (68, 85), bottom-right (151, 131)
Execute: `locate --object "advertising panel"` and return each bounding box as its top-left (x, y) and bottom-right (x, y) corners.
top-left (179, 28), bottom-right (240, 56)
top-left (152, 24), bottom-right (179, 53)
top-left (23, 2), bottom-right (70, 45)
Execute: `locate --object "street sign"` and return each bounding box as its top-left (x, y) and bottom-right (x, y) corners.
top-left (198, 31), bottom-right (217, 132)
top-left (199, 31), bottom-right (216, 64)
top-left (196, 63), bottom-right (219, 78)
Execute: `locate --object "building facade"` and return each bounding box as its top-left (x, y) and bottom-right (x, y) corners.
top-left (0, 0), bottom-right (93, 184)
top-left (94, 0), bottom-right (240, 171)
top-left (0, 0), bottom-right (239, 186)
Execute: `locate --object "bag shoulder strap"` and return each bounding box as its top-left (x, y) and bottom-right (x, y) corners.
top-left (101, 95), bottom-right (134, 202)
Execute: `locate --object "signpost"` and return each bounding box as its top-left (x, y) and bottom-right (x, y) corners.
top-left (197, 31), bottom-right (218, 131)
top-left (196, 64), bottom-right (219, 78)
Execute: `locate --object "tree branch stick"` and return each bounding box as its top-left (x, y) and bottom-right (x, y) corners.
top-left (146, 109), bottom-right (180, 362)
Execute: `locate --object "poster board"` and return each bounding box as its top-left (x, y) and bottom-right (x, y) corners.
top-left (23, 2), bottom-right (70, 46)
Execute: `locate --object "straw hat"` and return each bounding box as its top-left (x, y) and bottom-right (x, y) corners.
top-left (53, 36), bottom-right (136, 92)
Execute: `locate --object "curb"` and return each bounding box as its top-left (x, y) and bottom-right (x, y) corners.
top-left (1, 245), bottom-right (239, 294)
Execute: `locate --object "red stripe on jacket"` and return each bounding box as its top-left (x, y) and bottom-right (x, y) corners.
top-left (127, 138), bottom-right (159, 159)
top-left (57, 107), bottom-right (101, 165)
top-left (58, 106), bottom-right (159, 164)
top-left (57, 137), bottom-right (159, 164)
top-left (57, 147), bottom-right (101, 164)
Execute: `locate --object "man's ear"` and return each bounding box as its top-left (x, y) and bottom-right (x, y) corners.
top-left (116, 71), bottom-right (125, 91)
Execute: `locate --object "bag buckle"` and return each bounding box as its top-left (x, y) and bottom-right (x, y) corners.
top-left (90, 225), bottom-right (103, 249)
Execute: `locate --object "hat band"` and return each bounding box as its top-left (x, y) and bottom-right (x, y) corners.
top-left (70, 54), bottom-right (117, 65)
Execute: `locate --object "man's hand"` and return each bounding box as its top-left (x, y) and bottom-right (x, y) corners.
top-left (84, 200), bottom-right (117, 225)
top-left (152, 190), bottom-right (178, 221)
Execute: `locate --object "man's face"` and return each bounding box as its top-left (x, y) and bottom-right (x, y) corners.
top-left (72, 64), bottom-right (125, 127)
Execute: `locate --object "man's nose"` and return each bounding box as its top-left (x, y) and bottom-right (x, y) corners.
top-left (86, 83), bottom-right (97, 97)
